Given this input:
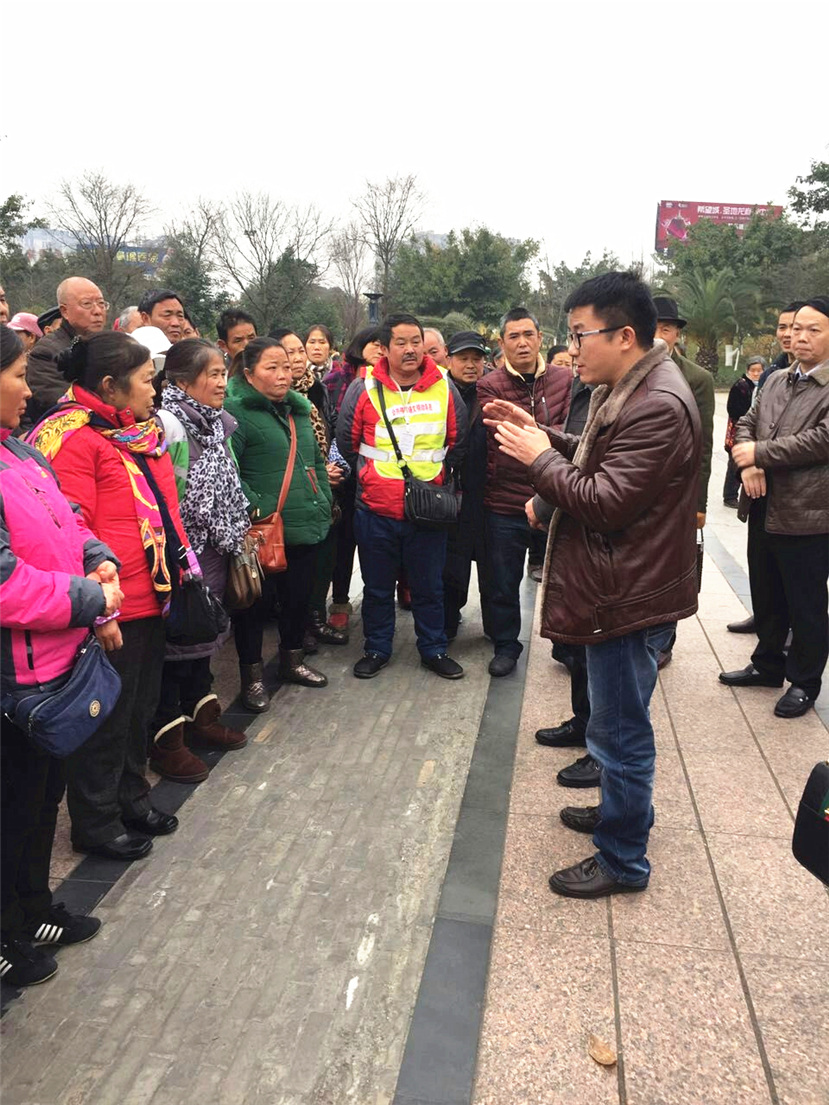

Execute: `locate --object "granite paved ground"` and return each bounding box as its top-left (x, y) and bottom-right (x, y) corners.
top-left (1, 582), bottom-right (496, 1105)
top-left (2, 395), bottom-right (828, 1105)
top-left (473, 396), bottom-right (829, 1105)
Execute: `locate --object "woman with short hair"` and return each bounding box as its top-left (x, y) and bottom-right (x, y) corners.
top-left (1, 325), bottom-right (122, 985)
top-left (151, 338), bottom-right (251, 781)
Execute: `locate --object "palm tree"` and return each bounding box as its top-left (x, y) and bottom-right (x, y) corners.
top-left (671, 268), bottom-right (761, 373)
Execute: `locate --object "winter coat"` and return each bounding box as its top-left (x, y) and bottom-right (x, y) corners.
top-left (726, 375), bottom-right (756, 424)
top-left (445, 378), bottom-right (487, 579)
top-left (24, 319), bottom-right (76, 426)
top-left (324, 360), bottom-right (366, 432)
top-left (477, 357), bottom-right (572, 515)
top-left (157, 407), bottom-right (239, 660)
top-left (671, 351), bottom-right (714, 513)
top-left (530, 348), bottom-right (701, 645)
top-left (335, 356), bottom-right (468, 521)
top-left (225, 375), bottom-right (332, 546)
top-left (38, 391), bottom-right (188, 622)
top-left (0, 433), bottom-right (115, 690)
top-left (734, 360), bottom-right (829, 534)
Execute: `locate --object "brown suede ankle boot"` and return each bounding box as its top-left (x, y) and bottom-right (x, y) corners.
top-left (278, 648), bottom-right (328, 688)
top-left (150, 718), bottom-right (210, 783)
top-left (185, 695), bottom-right (247, 750)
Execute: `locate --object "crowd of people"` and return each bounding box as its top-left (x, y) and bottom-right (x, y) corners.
top-left (0, 271), bottom-right (826, 988)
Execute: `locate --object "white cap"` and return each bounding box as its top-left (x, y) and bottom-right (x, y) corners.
top-left (130, 325), bottom-right (172, 357)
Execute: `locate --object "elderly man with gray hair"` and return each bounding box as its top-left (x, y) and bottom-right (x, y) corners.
top-left (114, 305), bottom-right (141, 333)
top-left (25, 277), bottom-right (108, 424)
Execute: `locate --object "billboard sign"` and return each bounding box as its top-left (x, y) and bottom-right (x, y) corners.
top-left (655, 200), bottom-right (783, 252)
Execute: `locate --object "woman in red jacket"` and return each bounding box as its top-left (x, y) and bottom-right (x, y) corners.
top-left (29, 332), bottom-right (186, 861)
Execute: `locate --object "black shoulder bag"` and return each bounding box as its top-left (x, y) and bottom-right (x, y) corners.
top-left (376, 382), bottom-right (458, 530)
top-left (136, 456), bottom-right (229, 646)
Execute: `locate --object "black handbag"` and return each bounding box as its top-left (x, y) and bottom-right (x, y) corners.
top-left (2, 635), bottom-right (122, 758)
top-left (376, 381), bottom-right (458, 530)
top-left (792, 761), bottom-right (829, 886)
top-left (136, 457), bottom-right (229, 646)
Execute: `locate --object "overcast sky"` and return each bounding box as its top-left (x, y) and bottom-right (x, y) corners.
top-left (2, 0), bottom-right (827, 277)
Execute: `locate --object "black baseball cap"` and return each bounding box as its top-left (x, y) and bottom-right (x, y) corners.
top-left (447, 330), bottom-right (488, 356)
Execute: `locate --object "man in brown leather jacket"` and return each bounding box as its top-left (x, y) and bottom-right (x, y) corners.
top-left (720, 297), bottom-right (829, 718)
top-left (486, 272), bottom-right (700, 899)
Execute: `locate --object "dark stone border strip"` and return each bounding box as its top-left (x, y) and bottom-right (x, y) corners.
top-left (393, 579), bottom-right (537, 1105)
top-left (703, 530), bottom-right (828, 726)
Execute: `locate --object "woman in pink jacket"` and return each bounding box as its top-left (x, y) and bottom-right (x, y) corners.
top-left (0, 325), bottom-right (122, 988)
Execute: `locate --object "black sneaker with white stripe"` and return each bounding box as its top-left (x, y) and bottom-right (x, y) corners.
top-left (0, 938), bottom-right (58, 987)
top-left (24, 903), bottom-right (102, 947)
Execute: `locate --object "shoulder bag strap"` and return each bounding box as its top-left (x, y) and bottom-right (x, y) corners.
top-left (276, 413), bottom-right (298, 516)
top-left (134, 454), bottom-right (190, 575)
top-left (375, 381), bottom-right (412, 478)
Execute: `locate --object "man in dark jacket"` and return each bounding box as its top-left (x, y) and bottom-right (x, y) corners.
top-left (442, 331), bottom-right (490, 640)
top-left (477, 307), bottom-right (571, 676)
top-left (486, 272), bottom-right (701, 898)
top-left (720, 297), bottom-right (829, 718)
top-left (25, 277), bottom-right (108, 424)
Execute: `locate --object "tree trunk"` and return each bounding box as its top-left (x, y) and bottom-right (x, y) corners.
top-left (696, 343), bottom-right (719, 375)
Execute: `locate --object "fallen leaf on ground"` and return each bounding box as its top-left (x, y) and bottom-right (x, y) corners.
top-left (588, 1034), bottom-right (617, 1066)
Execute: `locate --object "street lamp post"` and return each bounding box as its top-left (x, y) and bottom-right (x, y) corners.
top-left (364, 292), bottom-right (383, 325)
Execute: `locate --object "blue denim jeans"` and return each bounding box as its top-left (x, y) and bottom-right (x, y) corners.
top-left (585, 622), bottom-right (675, 885)
top-left (354, 510), bottom-right (448, 660)
top-left (485, 510), bottom-right (534, 659)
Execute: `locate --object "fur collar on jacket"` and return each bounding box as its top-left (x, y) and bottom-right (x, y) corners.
top-left (543, 339), bottom-right (669, 555)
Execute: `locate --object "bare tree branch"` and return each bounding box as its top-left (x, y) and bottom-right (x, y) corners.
top-left (329, 221), bottom-right (370, 335)
top-left (352, 174), bottom-right (424, 305)
top-left (49, 171), bottom-right (154, 311)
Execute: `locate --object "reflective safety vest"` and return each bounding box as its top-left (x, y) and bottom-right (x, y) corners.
top-left (358, 368), bottom-right (450, 482)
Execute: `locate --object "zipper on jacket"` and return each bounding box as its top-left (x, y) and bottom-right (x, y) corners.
top-left (24, 630), bottom-right (35, 670)
top-left (22, 475), bottom-right (62, 529)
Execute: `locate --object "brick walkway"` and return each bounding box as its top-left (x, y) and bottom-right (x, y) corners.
top-left (2, 396), bottom-right (827, 1105)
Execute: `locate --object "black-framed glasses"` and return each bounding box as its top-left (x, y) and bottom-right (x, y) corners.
top-left (567, 325), bottom-right (624, 350)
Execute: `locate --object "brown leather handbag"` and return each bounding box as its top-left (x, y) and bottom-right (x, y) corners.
top-left (249, 413), bottom-right (297, 575)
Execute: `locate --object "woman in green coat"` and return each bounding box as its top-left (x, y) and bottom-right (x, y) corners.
top-left (225, 338), bottom-right (333, 708)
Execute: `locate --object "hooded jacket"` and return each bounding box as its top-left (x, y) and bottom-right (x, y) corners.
top-left (224, 375), bottom-right (332, 546)
top-left (477, 355), bottom-right (572, 515)
top-left (529, 346), bottom-right (701, 645)
top-left (335, 355), bottom-right (468, 521)
top-left (734, 359), bottom-right (829, 534)
top-left (0, 434), bottom-right (115, 690)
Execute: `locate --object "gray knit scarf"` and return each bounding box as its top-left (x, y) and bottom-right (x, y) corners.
top-left (161, 384), bottom-right (250, 557)
top-left (543, 340), bottom-right (669, 575)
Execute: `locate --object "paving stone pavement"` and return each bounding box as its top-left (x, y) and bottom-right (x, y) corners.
top-left (473, 394), bottom-right (829, 1105)
top-left (1, 585), bottom-right (496, 1105)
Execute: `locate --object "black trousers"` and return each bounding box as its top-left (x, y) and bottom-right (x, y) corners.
top-left (234, 543), bottom-right (318, 661)
top-left (66, 617), bottom-right (164, 846)
top-left (0, 717), bottom-right (65, 938)
top-left (551, 643), bottom-right (589, 730)
top-left (748, 500), bottom-right (829, 699)
top-left (152, 656), bottom-right (214, 732)
top-left (722, 453), bottom-right (741, 503)
top-left (331, 488), bottom-right (357, 606)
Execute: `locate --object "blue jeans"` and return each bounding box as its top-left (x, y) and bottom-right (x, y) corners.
top-left (485, 510), bottom-right (535, 659)
top-left (354, 510), bottom-right (448, 660)
top-left (585, 622), bottom-right (675, 885)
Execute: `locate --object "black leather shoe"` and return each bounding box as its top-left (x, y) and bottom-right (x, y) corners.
top-left (657, 649), bottom-right (672, 670)
top-left (727, 615), bottom-right (756, 633)
top-left (557, 754), bottom-right (601, 788)
top-left (723, 499), bottom-right (739, 509)
top-left (422, 654), bottom-right (464, 679)
top-left (488, 654), bottom-right (517, 677)
top-left (560, 805), bottom-right (601, 834)
top-left (309, 622), bottom-right (349, 646)
top-left (774, 686), bottom-right (815, 718)
top-left (73, 831), bottom-right (152, 861)
top-left (718, 663), bottom-right (783, 688)
top-left (124, 809), bottom-right (179, 836)
top-left (549, 856), bottom-right (647, 899)
top-left (535, 719), bottom-right (587, 748)
top-left (354, 652), bottom-right (389, 679)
